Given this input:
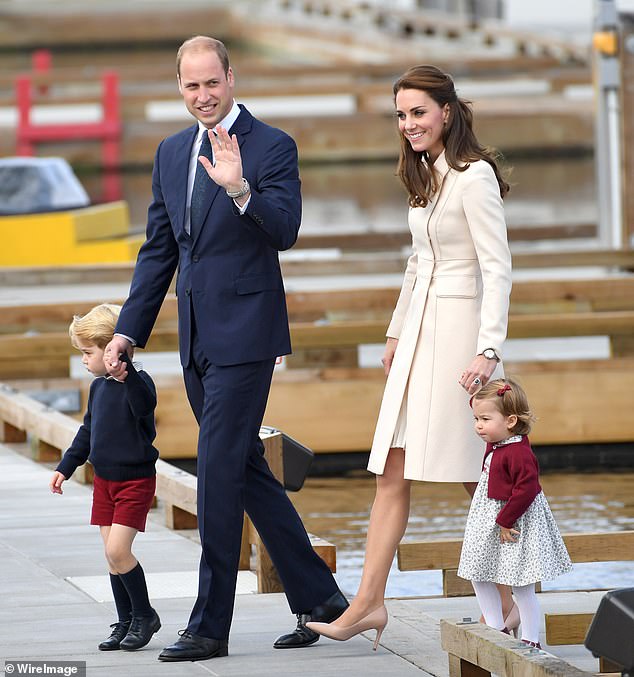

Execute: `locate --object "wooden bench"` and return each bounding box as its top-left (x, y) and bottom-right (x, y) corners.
top-left (398, 532), bottom-right (634, 597)
top-left (0, 384), bottom-right (336, 593)
top-left (440, 619), bottom-right (604, 677)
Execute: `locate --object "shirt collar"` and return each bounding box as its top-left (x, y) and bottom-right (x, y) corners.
top-left (196, 100), bottom-right (241, 143)
top-left (492, 434), bottom-right (523, 449)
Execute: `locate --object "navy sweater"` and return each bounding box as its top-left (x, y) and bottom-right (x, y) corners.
top-left (56, 358), bottom-right (159, 481)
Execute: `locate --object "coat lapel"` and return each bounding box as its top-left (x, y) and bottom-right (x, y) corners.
top-left (427, 151), bottom-right (457, 233)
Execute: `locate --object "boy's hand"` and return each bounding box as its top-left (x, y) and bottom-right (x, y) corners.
top-left (499, 526), bottom-right (520, 543)
top-left (50, 471), bottom-right (67, 494)
top-left (104, 336), bottom-right (133, 381)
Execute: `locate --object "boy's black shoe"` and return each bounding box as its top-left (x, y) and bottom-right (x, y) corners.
top-left (119, 609), bottom-right (161, 651)
top-left (98, 620), bottom-right (131, 651)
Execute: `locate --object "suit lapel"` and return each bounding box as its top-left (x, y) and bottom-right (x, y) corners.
top-left (173, 125), bottom-right (198, 237)
top-left (191, 106), bottom-right (254, 248)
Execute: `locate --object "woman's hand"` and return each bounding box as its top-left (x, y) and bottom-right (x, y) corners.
top-left (382, 337), bottom-right (398, 376)
top-left (499, 526), bottom-right (520, 543)
top-left (459, 354), bottom-right (497, 395)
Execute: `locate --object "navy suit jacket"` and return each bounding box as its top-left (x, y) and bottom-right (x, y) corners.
top-left (116, 105), bottom-right (301, 367)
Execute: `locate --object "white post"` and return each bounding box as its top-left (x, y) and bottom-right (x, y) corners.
top-left (593, 0), bottom-right (623, 249)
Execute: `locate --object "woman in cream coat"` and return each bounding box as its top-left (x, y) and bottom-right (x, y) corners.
top-left (307, 65), bottom-right (513, 645)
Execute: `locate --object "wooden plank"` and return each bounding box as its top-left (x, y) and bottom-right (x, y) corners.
top-left (444, 569), bottom-right (476, 598)
top-left (545, 613), bottom-right (593, 646)
top-left (0, 6), bottom-right (231, 48)
top-left (440, 619), bottom-right (590, 677)
top-left (448, 654), bottom-right (491, 677)
top-left (563, 531), bottom-right (634, 563)
top-left (398, 531), bottom-right (634, 572)
top-left (4, 275), bottom-right (634, 337)
top-left (7, 354), bottom-right (634, 454)
top-left (6, 244), bottom-right (634, 292)
top-left (310, 534), bottom-right (337, 573)
top-left (2, 421), bottom-right (27, 443)
top-left (6, 309), bottom-right (634, 379)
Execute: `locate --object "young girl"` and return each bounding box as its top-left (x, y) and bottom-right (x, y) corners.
top-left (458, 378), bottom-right (572, 648)
top-left (49, 304), bottom-right (161, 652)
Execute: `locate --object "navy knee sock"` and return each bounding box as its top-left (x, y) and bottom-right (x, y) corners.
top-left (119, 563), bottom-right (153, 618)
top-left (109, 573), bottom-right (132, 623)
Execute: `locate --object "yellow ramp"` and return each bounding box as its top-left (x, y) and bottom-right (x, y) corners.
top-left (1, 202), bottom-right (144, 266)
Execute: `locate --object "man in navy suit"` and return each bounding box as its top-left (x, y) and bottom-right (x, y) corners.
top-left (104, 36), bottom-right (347, 662)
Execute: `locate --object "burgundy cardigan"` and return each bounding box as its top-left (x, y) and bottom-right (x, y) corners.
top-left (484, 435), bottom-right (542, 529)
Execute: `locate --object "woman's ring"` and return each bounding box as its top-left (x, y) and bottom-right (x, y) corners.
top-left (473, 377), bottom-right (481, 385)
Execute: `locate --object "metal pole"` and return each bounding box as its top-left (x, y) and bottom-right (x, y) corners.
top-left (593, 0), bottom-right (623, 249)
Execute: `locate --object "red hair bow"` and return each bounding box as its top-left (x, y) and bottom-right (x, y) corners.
top-left (497, 384), bottom-right (511, 396)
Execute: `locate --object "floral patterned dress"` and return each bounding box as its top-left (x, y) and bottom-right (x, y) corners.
top-left (458, 436), bottom-right (572, 586)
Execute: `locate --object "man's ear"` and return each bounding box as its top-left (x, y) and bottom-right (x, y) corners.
top-left (177, 75), bottom-right (183, 96)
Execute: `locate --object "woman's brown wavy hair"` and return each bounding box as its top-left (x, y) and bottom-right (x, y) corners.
top-left (394, 65), bottom-right (510, 207)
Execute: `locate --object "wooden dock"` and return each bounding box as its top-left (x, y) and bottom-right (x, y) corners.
top-left (0, 409), bottom-right (613, 676)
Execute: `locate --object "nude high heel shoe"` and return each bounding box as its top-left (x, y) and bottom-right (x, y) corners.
top-left (503, 602), bottom-right (521, 638)
top-left (306, 605), bottom-right (388, 651)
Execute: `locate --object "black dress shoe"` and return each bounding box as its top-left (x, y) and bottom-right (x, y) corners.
top-left (273, 590), bottom-right (349, 648)
top-left (158, 630), bottom-right (229, 662)
top-left (119, 609), bottom-right (161, 651)
top-left (98, 620), bottom-right (131, 651)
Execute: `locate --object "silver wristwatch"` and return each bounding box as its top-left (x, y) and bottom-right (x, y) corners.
top-left (226, 177), bottom-right (250, 199)
top-left (480, 348), bottom-right (500, 362)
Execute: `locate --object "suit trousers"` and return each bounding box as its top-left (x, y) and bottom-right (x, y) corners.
top-left (182, 325), bottom-right (338, 640)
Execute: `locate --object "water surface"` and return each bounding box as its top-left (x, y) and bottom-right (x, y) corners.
top-left (289, 471), bottom-right (634, 598)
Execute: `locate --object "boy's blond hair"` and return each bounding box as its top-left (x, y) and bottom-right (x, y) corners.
top-left (69, 304), bottom-right (121, 350)
top-left (472, 377), bottom-right (536, 435)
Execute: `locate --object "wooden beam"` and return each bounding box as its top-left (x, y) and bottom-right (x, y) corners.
top-left (5, 275), bottom-right (634, 337)
top-left (5, 246), bottom-right (634, 292)
top-left (5, 309), bottom-right (634, 379)
top-left (440, 620), bottom-right (590, 677)
top-left (545, 613), bottom-right (593, 646)
top-left (398, 531), bottom-right (634, 572)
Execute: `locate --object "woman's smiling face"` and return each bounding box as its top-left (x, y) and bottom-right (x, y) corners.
top-left (395, 88), bottom-right (448, 163)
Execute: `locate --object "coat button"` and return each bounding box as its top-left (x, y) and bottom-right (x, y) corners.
top-left (193, 255), bottom-right (199, 262)
top-left (185, 288), bottom-right (191, 296)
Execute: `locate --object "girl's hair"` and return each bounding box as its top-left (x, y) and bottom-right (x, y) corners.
top-left (472, 378), bottom-right (536, 435)
top-left (176, 35), bottom-right (230, 77)
top-left (69, 304), bottom-right (121, 350)
top-left (393, 64), bottom-right (510, 207)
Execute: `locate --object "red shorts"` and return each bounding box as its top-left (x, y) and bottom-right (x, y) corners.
top-left (90, 475), bottom-right (156, 532)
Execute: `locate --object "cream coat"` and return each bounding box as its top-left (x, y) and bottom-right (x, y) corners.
top-left (367, 152), bottom-right (512, 482)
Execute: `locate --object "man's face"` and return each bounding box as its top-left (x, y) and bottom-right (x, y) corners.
top-left (177, 49), bottom-right (234, 129)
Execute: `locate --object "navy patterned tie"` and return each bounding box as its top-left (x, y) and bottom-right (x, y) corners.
top-left (189, 130), bottom-right (213, 239)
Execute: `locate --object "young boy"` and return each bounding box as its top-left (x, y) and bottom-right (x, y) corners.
top-left (49, 303), bottom-right (161, 651)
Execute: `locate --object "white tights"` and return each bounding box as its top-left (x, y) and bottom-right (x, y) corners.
top-left (471, 581), bottom-right (541, 643)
